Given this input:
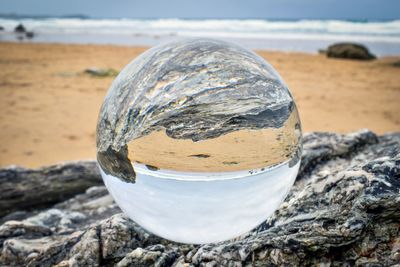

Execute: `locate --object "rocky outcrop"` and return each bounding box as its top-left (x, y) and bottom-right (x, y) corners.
top-left (326, 43), bottom-right (376, 60)
top-left (0, 129), bottom-right (399, 266)
top-left (14, 24), bottom-right (26, 33)
top-left (0, 161), bottom-right (102, 219)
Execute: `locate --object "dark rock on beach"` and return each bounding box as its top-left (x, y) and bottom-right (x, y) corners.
top-left (0, 26), bottom-right (4, 31)
top-left (392, 60), bottom-right (400, 68)
top-left (84, 67), bottom-right (119, 77)
top-left (326, 43), bottom-right (376, 60)
top-left (25, 31), bottom-right (35, 39)
top-left (0, 129), bottom-right (399, 266)
top-left (14, 23), bottom-right (26, 33)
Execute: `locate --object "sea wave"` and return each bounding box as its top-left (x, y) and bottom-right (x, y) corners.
top-left (1, 18), bottom-right (399, 37)
top-left (1, 18), bottom-right (400, 55)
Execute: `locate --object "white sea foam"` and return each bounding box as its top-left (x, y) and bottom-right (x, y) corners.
top-left (1, 18), bottom-right (399, 55)
top-left (1, 18), bottom-right (400, 36)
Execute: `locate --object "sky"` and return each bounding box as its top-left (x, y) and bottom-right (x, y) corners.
top-left (0, 0), bottom-right (399, 20)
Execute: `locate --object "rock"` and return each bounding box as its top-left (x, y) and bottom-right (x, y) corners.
top-left (14, 24), bottom-right (26, 33)
top-left (0, 26), bottom-right (4, 31)
top-left (116, 245), bottom-right (179, 267)
top-left (298, 129), bottom-right (378, 177)
top-left (0, 161), bottom-right (102, 218)
top-left (326, 43), bottom-right (376, 60)
top-left (84, 67), bottom-right (119, 77)
top-left (0, 129), bottom-right (399, 266)
top-left (392, 60), bottom-right (400, 68)
top-left (25, 31), bottom-right (34, 39)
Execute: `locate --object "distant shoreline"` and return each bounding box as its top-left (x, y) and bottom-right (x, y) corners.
top-left (1, 33), bottom-right (400, 56)
top-left (1, 17), bottom-right (399, 56)
top-left (2, 40), bottom-right (399, 59)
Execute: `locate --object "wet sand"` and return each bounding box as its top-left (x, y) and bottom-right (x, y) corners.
top-left (0, 42), bottom-right (399, 168)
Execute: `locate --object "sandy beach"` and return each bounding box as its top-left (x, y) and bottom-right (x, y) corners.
top-left (0, 42), bottom-right (399, 168)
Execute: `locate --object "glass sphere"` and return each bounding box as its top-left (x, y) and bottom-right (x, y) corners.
top-left (96, 38), bottom-right (302, 244)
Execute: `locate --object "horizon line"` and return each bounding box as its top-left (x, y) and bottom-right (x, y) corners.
top-left (0, 13), bottom-right (398, 22)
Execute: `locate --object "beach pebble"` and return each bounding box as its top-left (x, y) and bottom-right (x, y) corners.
top-left (84, 67), bottom-right (119, 77)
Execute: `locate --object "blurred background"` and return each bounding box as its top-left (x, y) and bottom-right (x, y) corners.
top-left (0, 0), bottom-right (399, 167)
top-left (1, 0), bottom-right (400, 54)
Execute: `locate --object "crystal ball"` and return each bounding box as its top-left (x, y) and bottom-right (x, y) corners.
top-left (96, 38), bottom-right (302, 244)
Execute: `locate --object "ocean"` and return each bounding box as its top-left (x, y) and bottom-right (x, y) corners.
top-left (1, 17), bottom-right (400, 56)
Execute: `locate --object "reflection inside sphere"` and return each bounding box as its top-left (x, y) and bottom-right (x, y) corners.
top-left (96, 38), bottom-right (302, 244)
